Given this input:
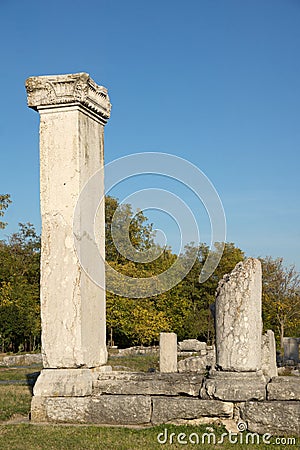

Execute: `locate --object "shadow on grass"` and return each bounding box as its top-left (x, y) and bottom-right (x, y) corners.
top-left (25, 371), bottom-right (40, 394)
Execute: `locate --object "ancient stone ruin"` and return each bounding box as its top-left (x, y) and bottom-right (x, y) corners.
top-left (26, 73), bottom-right (300, 436)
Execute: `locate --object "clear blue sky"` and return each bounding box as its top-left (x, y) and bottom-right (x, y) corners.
top-left (0, 0), bottom-right (299, 269)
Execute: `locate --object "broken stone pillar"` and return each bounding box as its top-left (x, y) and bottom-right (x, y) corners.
top-left (262, 330), bottom-right (278, 379)
top-left (202, 259), bottom-right (267, 401)
top-left (25, 74), bottom-right (111, 420)
top-left (215, 258), bottom-right (262, 372)
top-left (159, 332), bottom-right (177, 373)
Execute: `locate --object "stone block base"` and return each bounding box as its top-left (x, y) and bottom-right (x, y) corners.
top-left (30, 371), bottom-right (300, 436)
top-left (201, 370), bottom-right (266, 401)
top-left (31, 396), bottom-right (91, 423)
top-left (33, 368), bottom-right (101, 397)
top-left (93, 372), bottom-right (204, 396)
top-left (152, 397), bottom-right (233, 425)
top-left (240, 401), bottom-right (300, 436)
top-left (267, 376), bottom-right (300, 400)
top-left (91, 395), bottom-right (151, 424)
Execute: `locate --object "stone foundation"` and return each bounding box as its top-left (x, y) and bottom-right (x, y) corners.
top-left (31, 371), bottom-right (300, 436)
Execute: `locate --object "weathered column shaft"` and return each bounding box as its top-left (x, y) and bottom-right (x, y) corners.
top-left (160, 332), bottom-right (177, 373)
top-left (215, 258), bottom-right (262, 372)
top-left (26, 73), bottom-right (111, 368)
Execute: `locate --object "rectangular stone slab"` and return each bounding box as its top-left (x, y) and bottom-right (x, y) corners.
top-left (202, 371), bottom-right (267, 401)
top-left (267, 376), bottom-right (300, 400)
top-left (33, 368), bottom-right (96, 397)
top-left (240, 401), bottom-right (300, 436)
top-left (93, 372), bottom-right (204, 396)
top-left (152, 397), bottom-right (233, 424)
top-left (90, 395), bottom-right (151, 424)
top-left (31, 397), bottom-right (91, 423)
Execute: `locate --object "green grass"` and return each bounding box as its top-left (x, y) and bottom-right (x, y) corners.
top-left (0, 423), bottom-right (298, 450)
top-left (108, 354), bottom-right (159, 372)
top-left (0, 367), bottom-right (41, 382)
top-left (0, 385), bottom-right (32, 421)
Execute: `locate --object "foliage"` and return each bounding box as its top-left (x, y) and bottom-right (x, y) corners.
top-left (0, 194), bottom-right (11, 230)
top-left (1, 193), bottom-right (299, 350)
top-left (0, 222), bottom-right (41, 352)
top-left (171, 242), bottom-right (245, 343)
top-left (260, 256), bottom-right (300, 351)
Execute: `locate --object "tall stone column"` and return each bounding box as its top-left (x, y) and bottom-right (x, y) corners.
top-left (26, 73), bottom-right (111, 369)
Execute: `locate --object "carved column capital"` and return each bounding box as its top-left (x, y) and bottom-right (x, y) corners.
top-left (25, 72), bottom-right (111, 123)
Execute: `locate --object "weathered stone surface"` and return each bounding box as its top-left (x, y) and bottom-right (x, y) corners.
top-left (152, 397), bottom-right (233, 424)
top-left (117, 346), bottom-right (159, 356)
top-left (215, 258), bottom-right (262, 372)
top-left (178, 339), bottom-right (206, 352)
top-left (178, 356), bottom-right (207, 373)
top-left (91, 395), bottom-right (151, 424)
top-left (240, 401), bottom-right (300, 436)
top-left (267, 376), bottom-right (300, 400)
top-left (160, 332), bottom-right (177, 373)
top-left (26, 73), bottom-right (111, 369)
top-left (31, 396), bottom-right (91, 423)
top-left (261, 330), bottom-right (278, 378)
top-left (26, 73), bottom-right (111, 121)
top-left (31, 397), bottom-right (48, 422)
top-left (94, 372), bottom-right (204, 396)
top-left (3, 353), bottom-right (42, 366)
top-left (33, 369), bottom-right (95, 397)
top-left (97, 365), bottom-right (112, 373)
top-left (206, 347), bottom-right (216, 367)
top-left (201, 371), bottom-right (266, 401)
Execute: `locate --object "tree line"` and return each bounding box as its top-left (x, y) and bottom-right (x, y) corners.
top-left (0, 194), bottom-right (299, 353)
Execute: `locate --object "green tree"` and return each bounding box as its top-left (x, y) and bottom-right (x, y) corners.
top-left (0, 222), bottom-right (40, 352)
top-left (261, 256), bottom-right (300, 352)
top-left (175, 242), bottom-right (244, 343)
top-left (105, 195), bottom-right (154, 264)
top-left (0, 194), bottom-right (11, 229)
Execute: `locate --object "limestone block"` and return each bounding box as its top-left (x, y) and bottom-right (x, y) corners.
top-left (93, 372), bottom-right (204, 396)
top-left (3, 353), bottom-right (42, 366)
top-left (215, 258), bottom-right (262, 372)
top-left (178, 339), bottom-right (206, 352)
top-left (267, 376), bottom-right (300, 400)
top-left (3, 355), bottom-right (26, 366)
top-left (31, 396), bottom-right (91, 423)
top-left (201, 371), bottom-right (266, 401)
top-left (240, 401), bottom-right (300, 436)
top-left (160, 332), bottom-right (177, 373)
top-left (33, 369), bottom-right (94, 397)
top-left (206, 347), bottom-right (216, 368)
top-left (261, 330), bottom-right (278, 378)
top-left (177, 356), bottom-right (207, 373)
top-left (152, 397), bottom-right (233, 425)
top-left (90, 395), bottom-right (151, 424)
top-left (31, 397), bottom-right (48, 422)
top-left (97, 365), bottom-right (112, 373)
